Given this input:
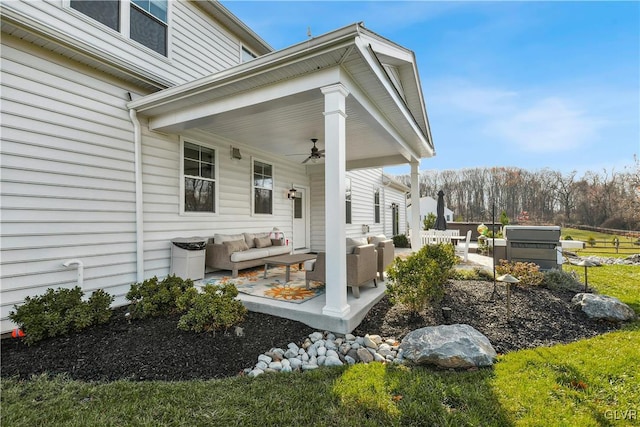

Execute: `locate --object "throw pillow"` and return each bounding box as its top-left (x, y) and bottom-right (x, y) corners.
top-left (223, 239), bottom-right (249, 253)
top-left (215, 233), bottom-right (245, 244)
top-left (346, 237), bottom-right (368, 254)
top-left (369, 234), bottom-right (388, 245)
top-left (254, 236), bottom-right (272, 248)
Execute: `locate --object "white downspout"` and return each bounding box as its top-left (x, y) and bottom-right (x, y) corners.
top-left (129, 105), bottom-right (144, 283)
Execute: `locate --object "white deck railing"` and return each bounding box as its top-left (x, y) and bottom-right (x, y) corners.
top-left (420, 229), bottom-right (460, 245)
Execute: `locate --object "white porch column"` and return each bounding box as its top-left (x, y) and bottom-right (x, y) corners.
top-left (410, 160), bottom-right (422, 251)
top-left (321, 83), bottom-right (351, 318)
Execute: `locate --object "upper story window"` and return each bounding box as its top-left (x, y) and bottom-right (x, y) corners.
top-left (183, 141), bottom-right (216, 213)
top-left (70, 0), bottom-right (168, 56)
top-left (253, 160), bottom-right (273, 215)
top-left (71, 1), bottom-right (120, 31)
top-left (131, 0), bottom-right (168, 55)
top-left (346, 178), bottom-right (352, 224)
top-left (241, 46), bottom-right (257, 63)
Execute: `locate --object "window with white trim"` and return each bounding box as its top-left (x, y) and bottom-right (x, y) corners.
top-left (183, 141), bottom-right (216, 213)
top-left (346, 178), bottom-right (352, 224)
top-left (70, 0), bottom-right (168, 56)
top-left (253, 160), bottom-right (273, 215)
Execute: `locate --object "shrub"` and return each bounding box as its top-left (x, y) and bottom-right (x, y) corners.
top-left (542, 269), bottom-right (584, 292)
top-left (451, 268), bottom-right (494, 281)
top-left (176, 283), bottom-right (247, 333)
top-left (393, 234), bottom-right (409, 248)
top-left (9, 287), bottom-right (114, 345)
top-left (495, 260), bottom-right (544, 286)
top-left (422, 213), bottom-right (436, 230)
top-left (587, 237), bottom-right (596, 247)
top-left (126, 275), bottom-right (194, 319)
top-left (385, 243), bottom-right (456, 314)
top-left (564, 235), bottom-right (573, 240)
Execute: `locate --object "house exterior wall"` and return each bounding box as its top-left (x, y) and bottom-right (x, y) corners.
top-left (0, 0), bottom-right (277, 333)
top-left (308, 168), bottom-right (405, 252)
top-left (0, 35), bottom-right (140, 331)
top-left (2, 1), bottom-right (249, 87)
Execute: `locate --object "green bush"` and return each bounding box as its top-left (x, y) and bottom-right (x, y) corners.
top-left (587, 236), bottom-right (596, 247)
top-left (176, 283), bottom-right (247, 333)
top-left (564, 235), bottom-right (573, 240)
top-left (495, 260), bottom-right (544, 286)
top-left (126, 275), bottom-right (194, 319)
top-left (451, 268), bottom-right (494, 281)
top-left (385, 243), bottom-right (456, 314)
top-left (422, 213), bottom-right (436, 230)
top-left (9, 287), bottom-right (114, 345)
top-left (542, 269), bottom-right (583, 292)
top-left (392, 234), bottom-right (409, 248)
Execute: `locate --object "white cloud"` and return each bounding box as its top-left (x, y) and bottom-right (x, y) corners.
top-left (487, 97), bottom-right (602, 152)
top-left (428, 80), bottom-right (604, 153)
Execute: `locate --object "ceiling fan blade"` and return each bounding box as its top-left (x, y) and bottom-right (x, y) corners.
top-left (318, 150), bottom-right (325, 154)
top-left (285, 153), bottom-right (308, 156)
top-left (301, 156), bottom-right (311, 164)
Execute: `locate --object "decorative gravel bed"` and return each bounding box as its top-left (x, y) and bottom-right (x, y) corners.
top-left (1, 280), bottom-right (622, 382)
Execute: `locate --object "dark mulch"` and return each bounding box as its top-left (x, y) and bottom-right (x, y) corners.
top-left (1, 280), bottom-right (622, 382)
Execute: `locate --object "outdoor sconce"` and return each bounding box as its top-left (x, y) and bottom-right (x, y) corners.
top-left (288, 187), bottom-right (297, 200)
top-left (390, 203), bottom-right (398, 209)
top-left (496, 273), bottom-right (520, 322)
top-left (362, 224), bottom-right (370, 234)
top-left (577, 259), bottom-right (596, 292)
top-left (230, 146), bottom-right (242, 160)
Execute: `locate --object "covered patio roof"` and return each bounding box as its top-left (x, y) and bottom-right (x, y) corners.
top-left (128, 23), bottom-right (434, 169)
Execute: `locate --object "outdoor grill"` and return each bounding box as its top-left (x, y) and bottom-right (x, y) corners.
top-left (503, 225), bottom-right (561, 270)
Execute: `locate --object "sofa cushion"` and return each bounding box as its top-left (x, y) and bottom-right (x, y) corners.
top-left (368, 234), bottom-right (389, 245)
top-left (303, 259), bottom-right (316, 271)
top-left (254, 236), bottom-right (272, 248)
top-left (346, 237), bottom-right (369, 254)
top-left (266, 245), bottom-right (291, 257)
top-left (244, 232), bottom-right (270, 248)
top-left (231, 247), bottom-right (270, 262)
top-left (215, 233), bottom-right (245, 244)
top-left (223, 239), bottom-right (249, 253)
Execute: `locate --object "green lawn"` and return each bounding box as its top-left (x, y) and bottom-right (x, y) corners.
top-left (562, 227), bottom-right (639, 258)
top-left (2, 264), bottom-right (639, 426)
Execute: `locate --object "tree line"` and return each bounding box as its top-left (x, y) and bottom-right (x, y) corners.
top-left (396, 159), bottom-right (639, 231)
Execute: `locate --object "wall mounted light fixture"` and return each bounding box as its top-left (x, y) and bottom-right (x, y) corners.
top-left (288, 187), bottom-right (297, 200)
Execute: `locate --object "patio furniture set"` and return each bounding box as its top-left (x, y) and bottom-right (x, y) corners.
top-left (205, 231), bottom-right (395, 298)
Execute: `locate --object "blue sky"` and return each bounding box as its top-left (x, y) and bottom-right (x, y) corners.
top-left (222, 1), bottom-right (639, 177)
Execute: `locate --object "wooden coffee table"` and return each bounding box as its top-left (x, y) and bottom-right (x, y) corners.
top-left (263, 253), bottom-right (317, 283)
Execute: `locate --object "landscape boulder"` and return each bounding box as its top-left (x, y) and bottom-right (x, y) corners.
top-left (399, 324), bottom-right (497, 369)
top-left (572, 293), bottom-right (635, 322)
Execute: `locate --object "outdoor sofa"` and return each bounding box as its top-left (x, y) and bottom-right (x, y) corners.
top-left (205, 232), bottom-right (290, 278)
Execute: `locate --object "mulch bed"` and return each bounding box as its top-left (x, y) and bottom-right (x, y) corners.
top-left (1, 280), bottom-right (622, 382)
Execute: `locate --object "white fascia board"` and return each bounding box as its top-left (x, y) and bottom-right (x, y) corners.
top-left (148, 67), bottom-right (342, 132)
top-left (353, 36), bottom-right (433, 158)
top-left (341, 65), bottom-right (419, 163)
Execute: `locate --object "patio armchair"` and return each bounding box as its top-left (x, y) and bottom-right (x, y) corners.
top-left (305, 244), bottom-right (378, 298)
top-left (368, 236), bottom-right (394, 281)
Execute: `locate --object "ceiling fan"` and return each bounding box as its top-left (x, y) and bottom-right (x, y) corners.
top-left (287, 139), bottom-right (325, 163)
top-left (302, 139), bottom-right (325, 164)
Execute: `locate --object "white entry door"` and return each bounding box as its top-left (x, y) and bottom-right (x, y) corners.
top-left (293, 187), bottom-right (308, 251)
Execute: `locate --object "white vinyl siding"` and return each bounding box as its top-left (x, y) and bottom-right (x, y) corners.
top-left (3, 1), bottom-right (247, 87)
top-left (0, 37), bottom-right (138, 331)
top-left (308, 168), bottom-right (399, 252)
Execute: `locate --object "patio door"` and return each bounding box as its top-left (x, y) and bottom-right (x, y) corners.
top-left (292, 187), bottom-right (309, 251)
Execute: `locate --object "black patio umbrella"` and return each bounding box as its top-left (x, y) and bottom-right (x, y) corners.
top-left (435, 190), bottom-right (447, 230)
